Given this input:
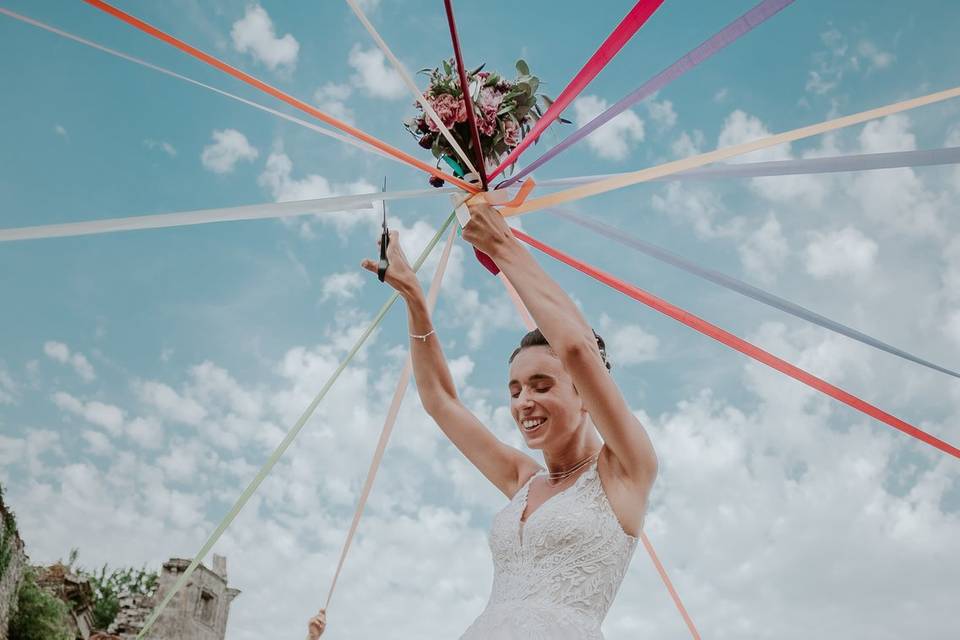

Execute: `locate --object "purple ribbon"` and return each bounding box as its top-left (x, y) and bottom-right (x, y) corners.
top-left (534, 146), bottom-right (960, 188)
top-left (499, 0), bottom-right (794, 188)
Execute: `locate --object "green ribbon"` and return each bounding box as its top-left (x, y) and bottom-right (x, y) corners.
top-left (136, 211), bottom-right (457, 639)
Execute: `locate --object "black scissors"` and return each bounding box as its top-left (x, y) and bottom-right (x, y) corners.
top-left (377, 177), bottom-right (389, 283)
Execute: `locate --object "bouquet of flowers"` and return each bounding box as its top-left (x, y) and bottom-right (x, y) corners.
top-left (404, 59), bottom-right (567, 187)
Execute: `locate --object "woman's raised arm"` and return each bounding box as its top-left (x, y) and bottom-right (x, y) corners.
top-left (362, 231), bottom-right (540, 498)
top-left (462, 202), bottom-right (658, 491)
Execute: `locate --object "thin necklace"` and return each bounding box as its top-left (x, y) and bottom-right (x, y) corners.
top-left (543, 450), bottom-right (600, 484)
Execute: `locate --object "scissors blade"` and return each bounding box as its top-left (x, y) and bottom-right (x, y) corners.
top-left (381, 177), bottom-right (387, 229)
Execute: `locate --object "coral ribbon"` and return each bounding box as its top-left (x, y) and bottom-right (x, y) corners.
top-left (509, 228), bottom-right (960, 460)
top-left (496, 272), bottom-right (703, 638)
top-left (82, 0), bottom-right (479, 193)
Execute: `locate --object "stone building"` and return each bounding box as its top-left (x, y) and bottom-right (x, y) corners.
top-left (0, 490), bottom-right (27, 640)
top-left (109, 555), bottom-right (240, 640)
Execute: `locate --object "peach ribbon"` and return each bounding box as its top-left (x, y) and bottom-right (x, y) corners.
top-left (502, 84), bottom-right (960, 217)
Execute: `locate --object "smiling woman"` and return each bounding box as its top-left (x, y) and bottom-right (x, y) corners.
top-left (358, 200), bottom-right (658, 639)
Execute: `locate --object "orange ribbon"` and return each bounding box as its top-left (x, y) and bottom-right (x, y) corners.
top-left (83, 0), bottom-right (479, 194)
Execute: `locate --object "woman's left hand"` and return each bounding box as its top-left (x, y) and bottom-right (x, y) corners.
top-left (461, 199), bottom-right (516, 259)
top-left (306, 609), bottom-right (326, 639)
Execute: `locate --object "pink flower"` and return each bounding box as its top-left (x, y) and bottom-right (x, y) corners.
top-left (478, 87), bottom-right (504, 110)
top-left (503, 118), bottom-right (521, 147)
top-left (427, 93), bottom-right (466, 131)
top-left (477, 103), bottom-right (497, 136)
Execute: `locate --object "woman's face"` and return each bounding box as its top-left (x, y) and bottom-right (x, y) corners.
top-left (508, 346), bottom-right (585, 448)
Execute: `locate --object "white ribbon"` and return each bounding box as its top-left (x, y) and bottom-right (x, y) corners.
top-left (343, 0), bottom-right (480, 179)
top-left (0, 7), bottom-right (400, 165)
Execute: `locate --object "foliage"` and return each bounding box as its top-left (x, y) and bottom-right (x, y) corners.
top-left (404, 58), bottom-right (569, 183)
top-left (8, 567), bottom-right (72, 640)
top-left (0, 482), bottom-right (19, 578)
top-left (67, 548), bottom-right (159, 631)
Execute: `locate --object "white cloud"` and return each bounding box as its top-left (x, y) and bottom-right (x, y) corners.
top-left (54, 124), bottom-right (68, 139)
top-left (651, 182), bottom-right (744, 239)
top-left (859, 114), bottom-right (916, 153)
top-left (857, 39), bottom-right (895, 70)
top-left (598, 315), bottom-right (659, 366)
top-left (320, 271), bottom-right (365, 302)
top-left (846, 115), bottom-right (943, 237)
top-left (718, 110), bottom-right (828, 207)
top-left (201, 129), bottom-right (259, 174)
top-left (348, 44), bottom-right (405, 100)
top-left (230, 3), bottom-right (299, 72)
top-left (143, 139), bottom-right (177, 157)
top-left (805, 28), bottom-right (892, 95)
top-left (803, 226), bottom-right (878, 280)
top-left (43, 340), bottom-right (96, 382)
top-left (573, 95), bottom-right (644, 161)
top-left (52, 391), bottom-right (125, 436)
top-left (133, 380), bottom-right (207, 427)
top-left (8, 300), bottom-right (960, 639)
top-left (805, 27), bottom-right (848, 94)
top-left (81, 430), bottom-right (114, 456)
top-left (671, 129), bottom-right (704, 159)
top-left (127, 416), bottom-right (164, 450)
top-left (257, 149), bottom-right (377, 237)
top-left (314, 82), bottom-right (354, 123)
top-left (739, 212), bottom-right (789, 284)
top-left (0, 363), bottom-right (17, 405)
top-left (643, 96), bottom-right (677, 131)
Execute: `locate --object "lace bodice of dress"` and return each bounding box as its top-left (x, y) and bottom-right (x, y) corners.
top-left (459, 456), bottom-right (638, 638)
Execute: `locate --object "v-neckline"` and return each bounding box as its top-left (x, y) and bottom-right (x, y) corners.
top-left (518, 456), bottom-right (598, 542)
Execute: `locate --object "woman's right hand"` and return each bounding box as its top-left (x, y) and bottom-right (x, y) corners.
top-left (361, 229), bottom-right (421, 297)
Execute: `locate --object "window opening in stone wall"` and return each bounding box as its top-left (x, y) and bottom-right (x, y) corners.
top-left (196, 588), bottom-right (217, 627)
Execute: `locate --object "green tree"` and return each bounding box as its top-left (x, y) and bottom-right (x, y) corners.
top-left (8, 567), bottom-right (72, 640)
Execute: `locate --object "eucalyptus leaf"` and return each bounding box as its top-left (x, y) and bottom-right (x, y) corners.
top-left (516, 59), bottom-right (530, 76)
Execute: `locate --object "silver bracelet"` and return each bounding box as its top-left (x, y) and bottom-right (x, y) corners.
top-left (409, 329), bottom-right (436, 342)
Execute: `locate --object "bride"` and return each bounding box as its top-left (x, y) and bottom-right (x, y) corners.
top-left (309, 200), bottom-right (657, 639)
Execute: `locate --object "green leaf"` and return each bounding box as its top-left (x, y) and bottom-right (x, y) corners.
top-left (515, 59), bottom-right (530, 76)
top-left (470, 63), bottom-right (486, 75)
top-left (528, 77), bottom-right (540, 94)
top-left (442, 59), bottom-right (452, 76)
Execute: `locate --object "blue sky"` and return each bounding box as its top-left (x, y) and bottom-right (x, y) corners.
top-left (2, 1), bottom-right (960, 638)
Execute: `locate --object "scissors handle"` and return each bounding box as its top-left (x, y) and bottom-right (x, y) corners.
top-left (377, 227), bottom-right (389, 282)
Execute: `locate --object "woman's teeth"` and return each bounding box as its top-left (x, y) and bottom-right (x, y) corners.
top-left (522, 418), bottom-right (546, 432)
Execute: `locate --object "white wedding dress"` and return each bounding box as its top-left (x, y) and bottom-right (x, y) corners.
top-left (459, 456), bottom-right (638, 639)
